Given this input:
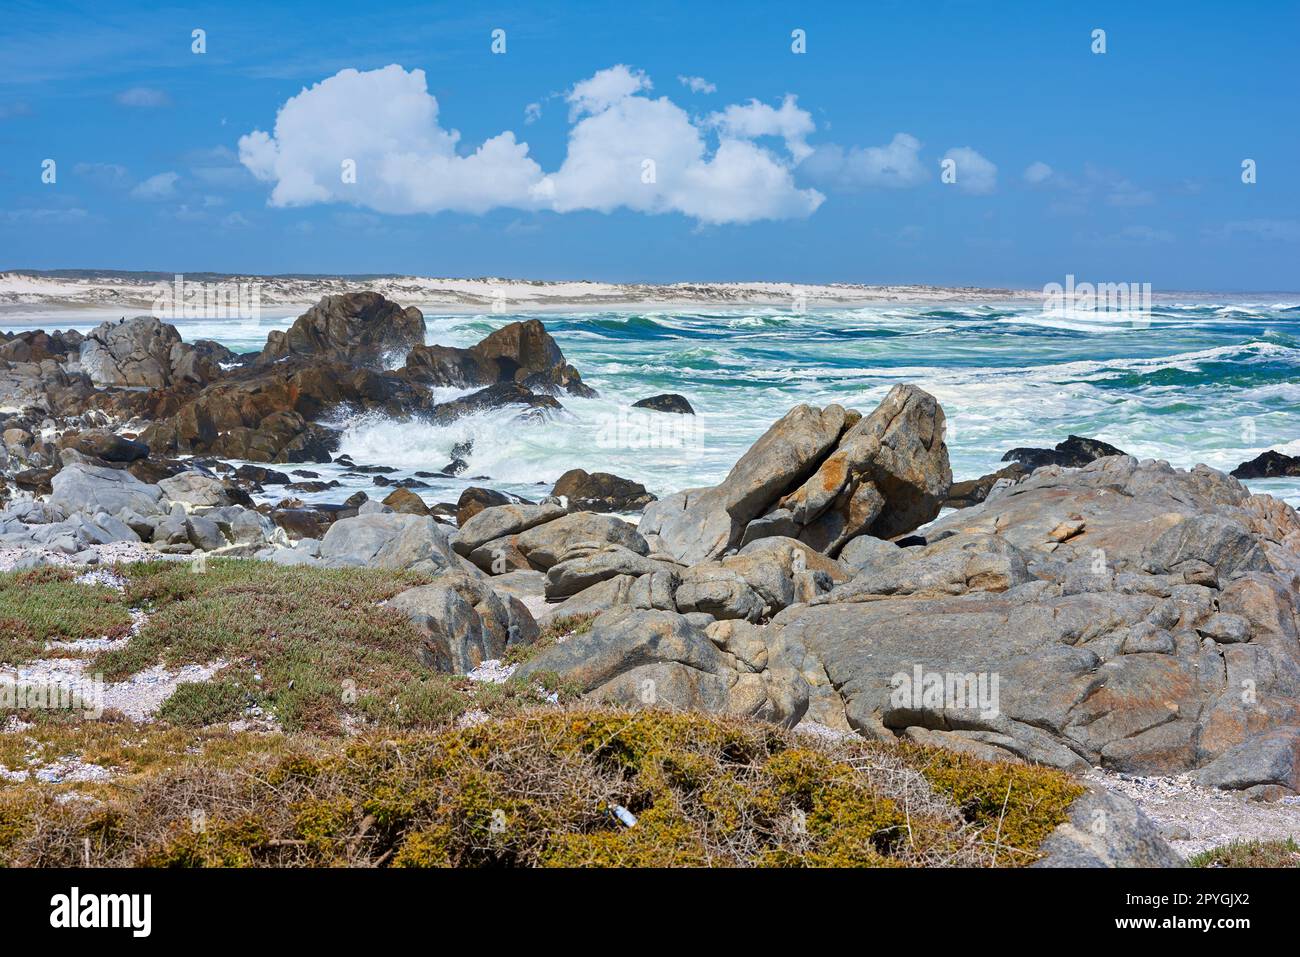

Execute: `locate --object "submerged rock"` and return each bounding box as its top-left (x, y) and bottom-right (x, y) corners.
top-left (632, 393), bottom-right (694, 414)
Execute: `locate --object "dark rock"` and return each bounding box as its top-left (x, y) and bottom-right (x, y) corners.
top-left (551, 468), bottom-right (656, 513)
top-left (258, 292), bottom-right (425, 368)
top-left (1001, 434), bottom-right (1127, 471)
top-left (403, 318), bottom-right (595, 398)
top-left (62, 430), bottom-right (150, 463)
top-left (1231, 450), bottom-right (1300, 480)
top-left (234, 464), bottom-right (291, 486)
top-left (14, 467), bottom-right (57, 494)
top-left (632, 393), bottom-right (695, 414)
top-left (456, 487), bottom-right (513, 526)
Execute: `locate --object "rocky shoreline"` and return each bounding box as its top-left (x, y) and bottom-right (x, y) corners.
top-left (3, 291), bottom-right (1299, 865)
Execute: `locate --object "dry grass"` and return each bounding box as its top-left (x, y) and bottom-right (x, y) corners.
top-left (0, 707), bottom-right (1084, 868)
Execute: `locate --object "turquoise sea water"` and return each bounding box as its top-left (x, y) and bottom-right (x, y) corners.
top-left (8, 298), bottom-right (1300, 509)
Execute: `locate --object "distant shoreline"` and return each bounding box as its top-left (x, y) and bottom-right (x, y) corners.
top-left (3, 271), bottom-right (1295, 325)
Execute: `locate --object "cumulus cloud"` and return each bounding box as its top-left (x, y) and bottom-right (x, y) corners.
top-left (678, 75), bottom-right (716, 94)
top-left (131, 171), bottom-right (180, 200)
top-left (799, 133), bottom-right (928, 190)
top-left (523, 102), bottom-right (542, 124)
top-left (707, 94), bottom-right (814, 161)
top-left (239, 63), bottom-right (822, 224)
top-left (239, 65), bottom-right (542, 214)
top-left (116, 87), bottom-right (170, 108)
top-left (943, 147), bottom-right (997, 194)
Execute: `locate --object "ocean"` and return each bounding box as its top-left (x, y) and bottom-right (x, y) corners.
top-left (7, 298), bottom-right (1300, 510)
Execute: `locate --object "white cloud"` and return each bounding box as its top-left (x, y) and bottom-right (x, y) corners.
top-left (238, 65), bottom-right (542, 214)
top-left (240, 63), bottom-right (822, 225)
top-left (678, 75), bottom-right (717, 94)
top-left (131, 171), bottom-right (180, 200)
top-left (1023, 161), bottom-right (1053, 184)
top-left (116, 87), bottom-right (170, 108)
top-left (799, 134), bottom-right (927, 189)
top-left (524, 102), bottom-right (542, 124)
top-left (943, 147), bottom-right (997, 194)
top-left (708, 95), bottom-right (814, 162)
top-left (567, 64), bottom-right (652, 119)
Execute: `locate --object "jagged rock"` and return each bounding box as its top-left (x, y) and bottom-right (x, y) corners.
top-left (632, 393), bottom-right (694, 414)
top-left (1001, 434), bottom-right (1127, 471)
top-left (258, 292), bottom-right (425, 367)
top-left (1231, 449), bottom-right (1300, 479)
top-left (404, 318), bottom-right (595, 398)
top-left (640, 403), bottom-right (853, 565)
top-left (514, 511), bottom-right (648, 570)
top-left (388, 571), bottom-right (539, 673)
top-left (78, 316), bottom-right (216, 389)
top-left (551, 468), bottom-right (655, 513)
top-left (642, 386), bottom-right (950, 563)
top-left (776, 384), bottom-right (951, 552)
top-left (767, 455), bottom-right (1300, 792)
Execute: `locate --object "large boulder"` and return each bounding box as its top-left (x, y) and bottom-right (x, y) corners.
top-left (516, 607), bottom-right (809, 727)
top-left (514, 512), bottom-right (648, 570)
top-left (319, 512), bottom-right (457, 573)
top-left (1032, 788), bottom-right (1182, 868)
top-left (158, 470), bottom-right (234, 507)
top-left (551, 468), bottom-right (655, 513)
top-left (640, 403), bottom-right (852, 565)
top-left (48, 462), bottom-right (166, 519)
top-left (768, 455), bottom-right (1300, 793)
top-left (387, 571), bottom-right (539, 673)
top-left (258, 292), bottom-right (425, 367)
top-left (78, 316), bottom-right (216, 389)
top-left (404, 318), bottom-right (594, 398)
top-left (640, 385), bottom-right (951, 563)
top-left (453, 502), bottom-right (568, 556)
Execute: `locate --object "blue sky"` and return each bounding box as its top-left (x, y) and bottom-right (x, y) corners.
top-left (1, 0), bottom-right (1296, 289)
